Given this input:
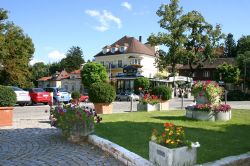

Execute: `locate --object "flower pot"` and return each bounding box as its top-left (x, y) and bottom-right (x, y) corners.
top-left (149, 141), bottom-right (198, 166)
top-left (186, 109), bottom-right (193, 118)
top-left (159, 101), bottom-right (170, 111)
top-left (0, 107), bottom-right (13, 127)
top-left (192, 111), bottom-right (215, 121)
top-left (137, 103), bottom-right (158, 111)
top-left (215, 110), bottom-right (231, 121)
top-left (68, 123), bottom-right (94, 143)
top-left (94, 103), bottom-right (112, 114)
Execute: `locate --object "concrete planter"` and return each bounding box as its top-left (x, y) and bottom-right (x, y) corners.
top-left (186, 109), bottom-right (193, 118)
top-left (94, 103), bottom-right (113, 114)
top-left (0, 107), bottom-right (13, 127)
top-left (215, 110), bottom-right (231, 121)
top-left (137, 103), bottom-right (159, 111)
top-left (192, 111), bottom-right (215, 121)
top-left (159, 101), bottom-right (170, 111)
top-left (68, 123), bottom-right (94, 143)
top-left (149, 141), bottom-right (198, 166)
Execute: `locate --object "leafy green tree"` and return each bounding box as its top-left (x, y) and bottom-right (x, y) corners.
top-left (237, 35), bottom-right (250, 54)
top-left (0, 9), bottom-right (35, 88)
top-left (148, 0), bottom-right (187, 75)
top-left (237, 51), bottom-right (250, 87)
top-left (61, 46), bottom-right (84, 72)
top-left (48, 62), bottom-right (63, 75)
top-left (224, 33), bottom-right (237, 57)
top-left (134, 77), bottom-right (150, 94)
top-left (215, 62), bottom-right (240, 84)
top-left (31, 62), bottom-right (49, 86)
top-left (81, 62), bottom-right (108, 87)
top-left (184, 11), bottom-right (224, 76)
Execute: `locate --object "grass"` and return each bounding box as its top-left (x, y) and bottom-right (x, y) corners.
top-left (95, 109), bottom-right (250, 164)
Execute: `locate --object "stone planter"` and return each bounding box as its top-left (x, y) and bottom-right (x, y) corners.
top-left (215, 110), bottom-right (231, 121)
top-left (149, 141), bottom-right (199, 166)
top-left (159, 101), bottom-right (170, 111)
top-left (186, 109), bottom-right (193, 118)
top-left (0, 107), bottom-right (13, 127)
top-left (68, 123), bottom-right (94, 143)
top-left (94, 103), bottom-right (112, 114)
top-left (137, 103), bottom-right (159, 111)
top-left (192, 111), bottom-right (215, 121)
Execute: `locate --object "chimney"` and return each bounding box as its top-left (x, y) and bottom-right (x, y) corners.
top-left (139, 36), bottom-right (142, 42)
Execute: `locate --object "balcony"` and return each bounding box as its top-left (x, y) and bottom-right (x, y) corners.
top-left (105, 64), bottom-right (126, 69)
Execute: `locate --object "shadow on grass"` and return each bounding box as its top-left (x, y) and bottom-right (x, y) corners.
top-left (95, 120), bottom-right (250, 164)
top-left (152, 115), bottom-right (195, 121)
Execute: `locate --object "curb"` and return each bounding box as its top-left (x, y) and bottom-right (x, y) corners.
top-left (200, 152), bottom-right (250, 166)
top-left (88, 135), bottom-right (153, 166)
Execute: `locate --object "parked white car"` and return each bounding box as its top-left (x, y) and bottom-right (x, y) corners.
top-left (116, 92), bottom-right (140, 101)
top-left (11, 87), bottom-right (31, 106)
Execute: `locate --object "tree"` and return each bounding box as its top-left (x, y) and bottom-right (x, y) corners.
top-left (184, 11), bottom-right (224, 76)
top-left (147, 0), bottom-right (187, 75)
top-left (237, 35), bottom-right (250, 54)
top-left (215, 62), bottom-right (240, 84)
top-left (0, 9), bottom-right (35, 88)
top-left (31, 62), bottom-right (49, 86)
top-left (48, 62), bottom-right (63, 75)
top-left (237, 51), bottom-right (250, 89)
top-left (134, 77), bottom-right (150, 94)
top-left (224, 33), bottom-right (237, 57)
top-left (61, 46), bottom-right (84, 72)
top-left (81, 62), bottom-right (108, 88)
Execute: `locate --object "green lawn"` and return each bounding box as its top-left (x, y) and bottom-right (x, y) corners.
top-left (95, 109), bottom-right (250, 164)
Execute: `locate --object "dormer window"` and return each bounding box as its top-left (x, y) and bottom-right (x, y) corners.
top-left (119, 46), bottom-right (127, 52)
top-left (111, 47), bottom-right (117, 53)
top-left (102, 48), bottom-right (109, 54)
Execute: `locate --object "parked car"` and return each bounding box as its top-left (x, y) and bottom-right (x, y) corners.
top-left (11, 86), bottom-right (31, 106)
top-left (79, 93), bottom-right (89, 102)
top-left (116, 92), bottom-right (140, 101)
top-left (26, 88), bottom-right (51, 105)
top-left (44, 87), bottom-right (71, 104)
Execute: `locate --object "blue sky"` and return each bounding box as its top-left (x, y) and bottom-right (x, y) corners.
top-left (1, 0), bottom-right (250, 65)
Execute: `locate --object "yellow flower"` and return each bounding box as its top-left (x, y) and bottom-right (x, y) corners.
top-left (165, 128), bottom-right (170, 131)
top-left (166, 139), bottom-right (171, 144)
top-left (169, 131), bottom-right (173, 136)
top-left (170, 141), bottom-right (175, 144)
top-left (176, 139), bottom-right (180, 142)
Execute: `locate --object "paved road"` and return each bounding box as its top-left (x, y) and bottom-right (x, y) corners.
top-left (0, 106), bottom-right (124, 166)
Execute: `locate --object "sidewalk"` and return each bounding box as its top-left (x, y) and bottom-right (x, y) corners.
top-left (0, 108), bottom-right (124, 166)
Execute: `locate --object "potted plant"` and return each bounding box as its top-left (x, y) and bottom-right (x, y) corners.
top-left (0, 85), bottom-right (16, 127)
top-left (71, 91), bottom-right (81, 105)
top-left (149, 122), bottom-right (200, 166)
top-left (213, 104), bottom-right (231, 121)
top-left (152, 85), bottom-right (172, 111)
top-left (89, 82), bottom-right (116, 114)
top-left (137, 94), bottom-right (160, 111)
top-left (192, 104), bottom-right (215, 121)
top-left (50, 104), bottom-right (102, 142)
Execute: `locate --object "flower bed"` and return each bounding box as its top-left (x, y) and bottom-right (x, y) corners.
top-left (50, 104), bottom-right (102, 141)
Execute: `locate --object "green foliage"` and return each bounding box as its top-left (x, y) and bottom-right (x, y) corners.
top-left (31, 62), bottom-right (49, 86)
top-left (237, 35), bottom-right (250, 54)
top-left (61, 46), bottom-right (85, 72)
top-left (224, 33), bottom-right (237, 57)
top-left (88, 82), bottom-right (116, 103)
top-left (48, 62), bottom-right (63, 75)
top-left (148, 0), bottom-right (187, 74)
top-left (134, 77), bottom-right (150, 94)
top-left (81, 62), bottom-right (108, 87)
top-left (152, 85), bottom-right (172, 101)
top-left (71, 91), bottom-right (81, 100)
top-left (237, 51), bottom-right (250, 86)
top-left (215, 62), bottom-right (240, 83)
top-left (0, 85), bottom-right (16, 106)
top-left (0, 9), bottom-right (35, 88)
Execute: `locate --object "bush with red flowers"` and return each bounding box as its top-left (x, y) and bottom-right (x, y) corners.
top-left (141, 94), bottom-right (160, 105)
top-left (213, 104), bottom-right (231, 112)
top-left (194, 104), bottom-right (212, 112)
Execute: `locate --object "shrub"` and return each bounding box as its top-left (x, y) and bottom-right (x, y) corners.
top-left (71, 91), bottom-right (81, 100)
top-left (134, 77), bottom-right (150, 94)
top-left (152, 85), bottom-right (172, 101)
top-left (0, 85), bottom-right (16, 107)
top-left (227, 90), bottom-right (250, 101)
top-left (89, 82), bottom-right (116, 103)
top-left (81, 62), bottom-right (108, 87)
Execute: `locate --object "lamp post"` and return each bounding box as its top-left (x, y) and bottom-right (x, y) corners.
top-left (243, 58), bottom-right (250, 93)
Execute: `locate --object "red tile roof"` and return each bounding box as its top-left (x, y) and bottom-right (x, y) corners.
top-left (37, 76), bottom-right (52, 81)
top-left (70, 69), bottom-right (81, 74)
top-left (95, 36), bottom-right (155, 57)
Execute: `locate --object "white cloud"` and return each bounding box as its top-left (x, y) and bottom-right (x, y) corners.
top-left (121, 2), bottom-right (132, 10)
top-left (29, 59), bottom-right (45, 66)
top-left (85, 9), bottom-right (122, 32)
top-left (48, 50), bottom-right (66, 62)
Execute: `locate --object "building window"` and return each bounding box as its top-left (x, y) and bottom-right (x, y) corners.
top-left (119, 46), bottom-right (126, 52)
top-left (118, 60), bottom-right (122, 68)
top-left (203, 71), bottom-right (210, 78)
top-left (131, 59), bottom-right (141, 65)
top-left (111, 47), bottom-right (116, 53)
top-left (102, 49), bottom-right (107, 54)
